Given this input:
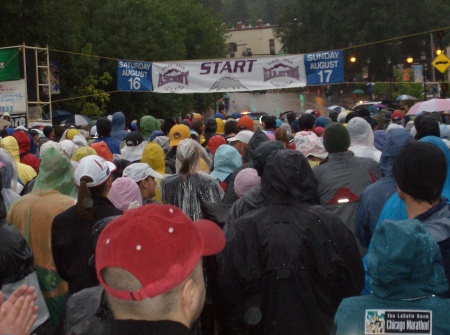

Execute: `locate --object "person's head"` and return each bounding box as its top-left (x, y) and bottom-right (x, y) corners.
top-left (234, 168), bottom-right (260, 198)
top-left (169, 124), bottom-right (191, 148)
top-left (96, 118), bottom-right (113, 138)
top-left (74, 155), bottom-right (116, 219)
top-left (30, 129), bottom-right (40, 145)
top-left (96, 204), bottom-right (225, 326)
top-left (53, 125), bottom-right (66, 142)
top-left (227, 130), bottom-right (253, 156)
top-left (368, 219), bottom-right (448, 297)
top-left (263, 115), bottom-right (277, 131)
top-left (274, 128), bottom-right (289, 147)
top-left (253, 141), bottom-right (284, 177)
top-left (294, 131), bottom-right (328, 161)
top-left (191, 119), bottom-right (204, 136)
top-left (204, 118), bottom-right (217, 134)
top-left (347, 117), bottom-right (374, 147)
top-left (237, 115), bottom-right (254, 131)
top-left (139, 116), bottom-right (161, 140)
top-left (175, 139), bottom-right (202, 174)
top-left (224, 120), bottom-right (238, 139)
top-left (33, 146), bottom-right (76, 196)
top-left (44, 125), bottom-right (54, 138)
top-left (2, 112), bottom-right (10, 122)
top-left (415, 115), bottom-right (440, 140)
top-left (206, 135), bottom-right (226, 155)
top-left (123, 163), bottom-right (163, 199)
top-left (121, 132), bottom-right (146, 163)
top-left (298, 113), bottom-right (316, 131)
top-left (210, 145), bottom-right (241, 182)
top-left (393, 141), bottom-right (447, 205)
top-left (90, 141), bottom-right (113, 162)
top-left (323, 123), bottom-right (351, 154)
top-left (109, 177), bottom-right (143, 211)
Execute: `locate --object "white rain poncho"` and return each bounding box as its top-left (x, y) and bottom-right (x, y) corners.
top-left (0, 149), bottom-right (20, 210)
top-left (347, 117), bottom-right (381, 162)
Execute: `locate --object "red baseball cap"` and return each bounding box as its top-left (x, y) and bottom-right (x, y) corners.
top-left (391, 111), bottom-right (403, 120)
top-left (96, 204), bottom-right (225, 301)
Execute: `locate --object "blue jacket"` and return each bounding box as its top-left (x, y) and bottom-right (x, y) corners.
top-left (354, 129), bottom-right (413, 247)
top-left (92, 136), bottom-right (121, 155)
top-left (110, 111), bottom-right (128, 142)
top-left (334, 219), bottom-right (450, 335)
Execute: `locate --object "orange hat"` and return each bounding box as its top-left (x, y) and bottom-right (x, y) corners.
top-left (237, 115), bottom-right (254, 131)
top-left (90, 141), bottom-right (113, 162)
top-left (169, 124), bottom-right (191, 147)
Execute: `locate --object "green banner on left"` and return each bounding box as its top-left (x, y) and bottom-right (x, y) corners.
top-left (0, 48), bottom-right (20, 82)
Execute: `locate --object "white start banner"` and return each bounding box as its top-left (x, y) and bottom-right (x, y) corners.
top-left (0, 79), bottom-right (27, 114)
top-left (151, 55), bottom-right (307, 93)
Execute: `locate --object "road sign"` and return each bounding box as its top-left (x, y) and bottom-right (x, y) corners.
top-left (117, 60), bottom-right (152, 91)
top-left (304, 50), bottom-right (344, 85)
top-left (432, 53), bottom-right (450, 73)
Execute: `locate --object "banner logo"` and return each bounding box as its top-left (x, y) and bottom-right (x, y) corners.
top-left (262, 58), bottom-right (300, 88)
top-left (157, 64), bottom-right (189, 92)
top-left (209, 75), bottom-right (247, 91)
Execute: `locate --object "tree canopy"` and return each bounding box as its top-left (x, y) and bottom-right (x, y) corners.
top-left (1, 0), bottom-right (227, 119)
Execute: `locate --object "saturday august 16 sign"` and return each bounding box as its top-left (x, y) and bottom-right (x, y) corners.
top-left (117, 60), bottom-right (152, 91)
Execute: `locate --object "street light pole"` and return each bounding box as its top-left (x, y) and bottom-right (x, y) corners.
top-left (420, 51), bottom-right (427, 101)
top-left (387, 58), bottom-right (392, 99)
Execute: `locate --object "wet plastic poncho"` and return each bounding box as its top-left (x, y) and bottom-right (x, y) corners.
top-left (362, 136), bottom-right (450, 294)
top-left (0, 149), bottom-right (20, 210)
top-left (140, 116), bottom-right (161, 142)
top-left (111, 111), bottom-right (129, 142)
top-left (7, 147), bottom-right (77, 325)
top-left (161, 139), bottom-right (221, 220)
top-left (347, 117), bottom-right (381, 162)
top-left (219, 150), bottom-right (364, 335)
top-left (1, 136), bottom-right (37, 186)
top-left (334, 219), bottom-right (450, 335)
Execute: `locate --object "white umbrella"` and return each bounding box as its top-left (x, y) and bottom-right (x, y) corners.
top-left (406, 98), bottom-right (450, 115)
top-left (328, 105), bottom-right (346, 113)
top-left (60, 114), bottom-right (92, 126)
top-left (396, 94), bottom-right (417, 101)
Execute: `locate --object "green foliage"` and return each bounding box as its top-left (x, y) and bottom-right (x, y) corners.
top-left (75, 72), bottom-right (112, 117)
top-left (1, 0), bottom-right (227, 120)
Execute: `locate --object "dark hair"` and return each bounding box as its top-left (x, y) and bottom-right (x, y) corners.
top-left (53, 125), bottom-right (65, 142)
top-left (345, 111), bottom-right (358, 124)
top-left (264, 115), bottom-right (277, 130)
top-left (224, 120), bottom-right (238, 136)
top-left (96, 118), bottom-right (112, 137)
top-left (77, 176), bottom-right (110, 219)
top-left (415, 116), bottom-right (440, 140)
top-left (356, 108), bottom-right (370, 118)
top-left (111, 159), bottom-right (131, 181)
top-left (43, 126), bottom-right (53, 137)
top-left (298, 114), bottom-right (316, 131)
top-left (392, 141), bottom-right (446, 204)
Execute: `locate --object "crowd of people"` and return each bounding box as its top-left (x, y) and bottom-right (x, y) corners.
top-left (0, 104), bottom-right (449, 335)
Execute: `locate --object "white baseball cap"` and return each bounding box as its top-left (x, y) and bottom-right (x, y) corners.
top-left (123, 163), bottom-right (163, 183)
top-left (74, 155), bottom-right (116, 187)
top-left (227, 130), bottom-right (254, 144)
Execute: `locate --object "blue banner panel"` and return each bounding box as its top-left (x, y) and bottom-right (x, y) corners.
top-left (304, 50), bottom-right (344, 85)
top-left (117, 60), bottom-right (152, 91)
